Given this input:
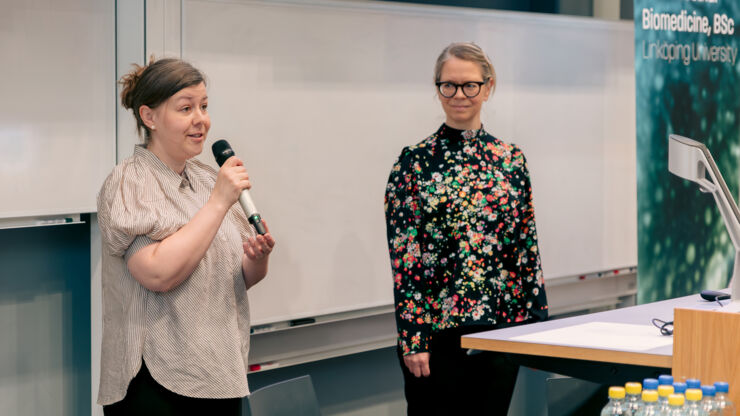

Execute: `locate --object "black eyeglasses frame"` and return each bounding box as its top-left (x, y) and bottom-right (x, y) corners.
top-left (435, 80), bottom-right (487, 98)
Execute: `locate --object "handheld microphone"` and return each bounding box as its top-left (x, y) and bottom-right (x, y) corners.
top-left (211, 139), bottom-right (267, 235)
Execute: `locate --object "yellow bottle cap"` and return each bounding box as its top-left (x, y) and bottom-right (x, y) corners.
top-left (642, 390), bottom-right (659, 402)
top-left (668, 393), bottom-right (685, 406)
top-left (609, 386), bottom-right (626, 399)
top-left (625, 382), bottom-right (642, 395)
top-left (686, 388), bottom-right (702, 401)
top-left (658, 385), bottom-right (675, 397)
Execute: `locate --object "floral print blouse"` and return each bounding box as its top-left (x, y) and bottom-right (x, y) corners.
top-left (385, 124), bottom-right (548, 355)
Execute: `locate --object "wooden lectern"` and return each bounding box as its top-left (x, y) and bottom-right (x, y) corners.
top-left (673, 308), bottom-right (740, 408)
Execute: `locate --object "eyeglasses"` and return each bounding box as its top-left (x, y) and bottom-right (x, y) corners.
top-left (435, 80), bottom-right (487, 98)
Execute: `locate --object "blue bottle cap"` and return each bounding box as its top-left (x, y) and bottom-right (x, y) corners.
top-left (673, 382), bottom-right (687, 393)
top-left (643, 378), bottom-right (659, 390)
top-left (659, 375), bottom-right (674, 385)
top-left (702, 385), bottom-right (716, 397)
top-left (686, 378), bottom-right (701, 389)
top-left (715, 381), bottom-right (730, 393)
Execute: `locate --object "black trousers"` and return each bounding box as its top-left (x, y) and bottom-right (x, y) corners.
top-left (398, 326), bottom-right (519, 416)
top-left (103, 362), bottom-right (242, 416)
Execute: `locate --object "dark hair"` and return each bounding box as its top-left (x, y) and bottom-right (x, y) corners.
top-left (119, 57), bottom-right (206, 143)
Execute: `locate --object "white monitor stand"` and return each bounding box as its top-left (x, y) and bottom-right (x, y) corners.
top-left (668, 134), bottom-right (740, 312)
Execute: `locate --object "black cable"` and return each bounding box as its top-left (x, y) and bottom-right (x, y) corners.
top-left (652, 296), bottom-right (724, 336)
top-left (651, 318), bottom-right (673, 336)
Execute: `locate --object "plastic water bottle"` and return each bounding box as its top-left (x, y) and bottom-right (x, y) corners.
top-left (687, 379), bottom-right (702, 390)
top-left (665, 393), bottom-right (686, 416)
top-left (659, 385), bottom-right (676, 413)
top-left (701, 385), bottom-right (719, 416)
top-left (660, 375), bottom-right (675, 386)
top-left (601, 386), bottom-right (627, 415)
top-left (625, 382), bottom-right (643, 415)
top-left (714, 382), bottom-right (736, 416)
top-left (644, 378), bottom-right (659, 392)
top-left (635, 390), bottom-right (660, 416)
top-left (685, 388), bottom-right (706, 416)
top-left (674, 383), bottom-right (689, 395)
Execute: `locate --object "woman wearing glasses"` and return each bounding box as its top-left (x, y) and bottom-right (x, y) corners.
top-left (385, 42), bottom-right (548, 415)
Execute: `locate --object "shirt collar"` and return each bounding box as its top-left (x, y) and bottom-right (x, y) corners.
top-left (133, 144), bottom-right (194, 190)
top-left (437, 123), bottom-right (486, 144)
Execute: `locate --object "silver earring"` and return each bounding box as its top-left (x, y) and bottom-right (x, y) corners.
top-left (151, 125), bottom-right (155, 130)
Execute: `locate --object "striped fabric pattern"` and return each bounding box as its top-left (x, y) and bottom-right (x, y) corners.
top-left (96, 145), bottom-right (255, 405)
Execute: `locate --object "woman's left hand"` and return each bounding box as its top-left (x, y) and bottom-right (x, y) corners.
top-left (243, 222), bottom-right (275, 260)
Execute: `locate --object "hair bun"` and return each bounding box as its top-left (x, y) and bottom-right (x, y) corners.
top-left (119, 63), bottom-right (146, 110)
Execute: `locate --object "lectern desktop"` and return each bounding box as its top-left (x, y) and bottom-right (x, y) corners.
top-left (461, 295), bottom-right (740, 405)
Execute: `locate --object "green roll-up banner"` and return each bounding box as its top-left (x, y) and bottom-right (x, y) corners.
top-left (635, 1), bottom-right (740, 302)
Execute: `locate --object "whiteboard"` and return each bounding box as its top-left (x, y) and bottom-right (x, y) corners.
top-left (0, 0), bottom-right (116, 219)
top-left (179, 0), bottom-right (637, 325)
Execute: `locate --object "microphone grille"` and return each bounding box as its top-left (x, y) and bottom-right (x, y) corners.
top-left (212, 139), bottom-right (234, 167)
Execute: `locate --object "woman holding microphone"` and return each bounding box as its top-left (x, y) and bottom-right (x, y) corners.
top-left (385, 42), bottom-right (548, 415)
top-left (97, 58), bottom-right (274, 415)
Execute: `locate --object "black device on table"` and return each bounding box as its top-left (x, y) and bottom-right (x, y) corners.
top-left (700, 290), bottom-right (731, 301)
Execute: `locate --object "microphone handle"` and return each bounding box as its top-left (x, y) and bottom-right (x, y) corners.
top-left (238, 191), bottom-right (266, 235)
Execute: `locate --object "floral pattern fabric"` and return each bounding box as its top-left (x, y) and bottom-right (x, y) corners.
top-left (385, 124), bottom-right (548, 355)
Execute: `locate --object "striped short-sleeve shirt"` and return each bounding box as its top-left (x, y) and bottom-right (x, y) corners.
top-left (96, 145), bottom-right (256, 405)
